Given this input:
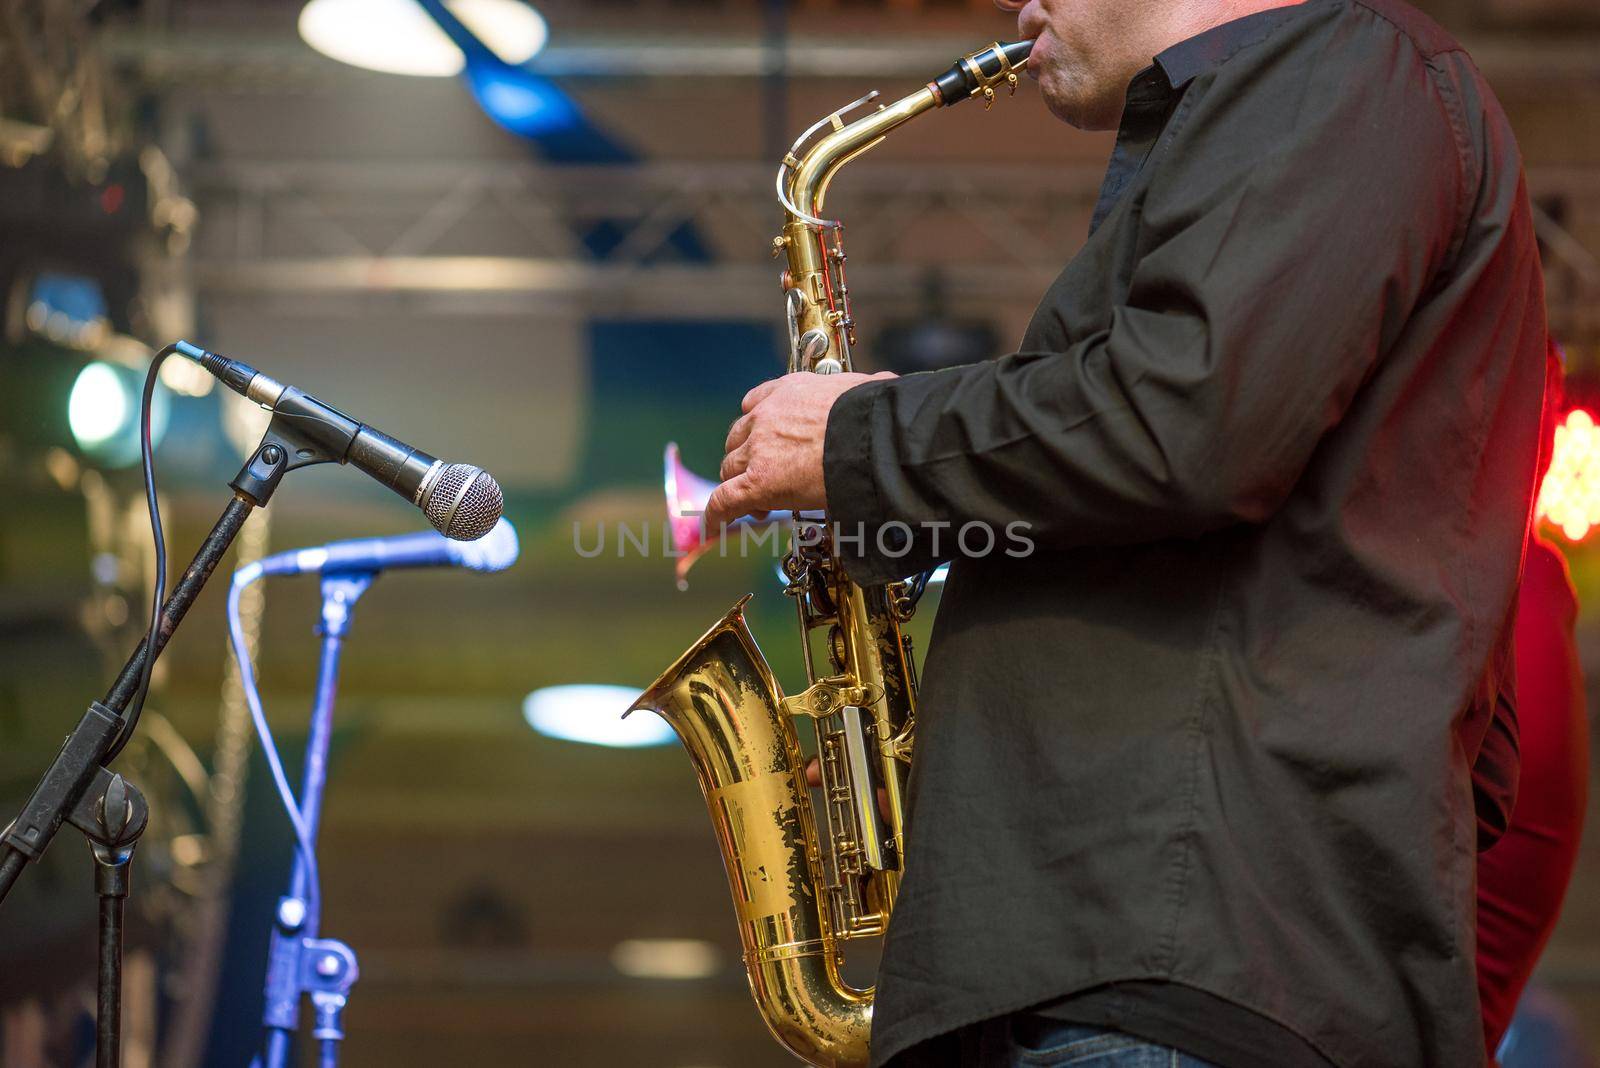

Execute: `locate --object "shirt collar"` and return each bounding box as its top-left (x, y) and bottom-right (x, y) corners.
top-left (1153, 3), bottom-right (1307, 89)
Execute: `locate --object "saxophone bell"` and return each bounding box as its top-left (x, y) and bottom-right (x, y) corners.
top-left (626, 600), bottom-right (872, 1067)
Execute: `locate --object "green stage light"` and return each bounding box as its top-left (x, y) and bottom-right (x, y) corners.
top-left (67, 363), bottom-right (128, 446)
top-left (67, 359), bottom-right (168, 467)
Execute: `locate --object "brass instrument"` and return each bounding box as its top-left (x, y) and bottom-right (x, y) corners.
top-left (630, 40), bottom-right (1032, 1068)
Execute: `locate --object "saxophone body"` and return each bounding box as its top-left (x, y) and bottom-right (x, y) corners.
top-left (630, 41), bottom-right (1032, 1068)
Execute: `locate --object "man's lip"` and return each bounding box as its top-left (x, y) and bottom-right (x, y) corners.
top-left (1021, 30), bottom-right (1045, 76)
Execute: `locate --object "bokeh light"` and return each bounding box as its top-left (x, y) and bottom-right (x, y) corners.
top-left (1537, 408), bottom-right (1600, 541)
top-left (522, 684), bottom-right (675, 748)
top-left (67, 362), bottom-right (129, 447)
top-left (609, 938), bottom-right (721, 981)
top-left (298, 0), bottom-right (548, 77)
top-left (67, 360), bottom-right (169, 467)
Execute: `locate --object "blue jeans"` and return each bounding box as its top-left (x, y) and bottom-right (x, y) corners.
top-left (993, 1018), bottom-right (1223, 1067)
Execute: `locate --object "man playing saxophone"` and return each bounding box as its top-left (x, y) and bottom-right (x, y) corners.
top-left (706, 1), bottom-right (1545, 1066)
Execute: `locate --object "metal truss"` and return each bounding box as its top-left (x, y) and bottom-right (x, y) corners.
top-left (102, 27), bottom-right (1600, 93)
top-left (190, 157), bottom-right (1600, 351)
top-left (188, 159), bottom-right (1097, 317)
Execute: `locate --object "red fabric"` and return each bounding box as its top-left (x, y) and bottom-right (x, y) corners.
top-left (1476, 534), bottom-right (1589, 1053)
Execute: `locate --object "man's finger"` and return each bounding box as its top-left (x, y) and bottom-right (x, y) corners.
top-left (725, 412), bottom-right (754, 456)
top-left (720, 440), bottom-right (750, 482)
top-left (704, 472), bottom-right (757, 533)
top-left (741, 378), bottom-right (784, 413)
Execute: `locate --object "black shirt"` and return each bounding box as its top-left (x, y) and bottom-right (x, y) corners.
top-left (820, 2), bottom-right (1546, 1066)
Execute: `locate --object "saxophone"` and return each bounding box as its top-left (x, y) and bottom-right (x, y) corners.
top-left (629, 41), bottom-right (1033, 1068)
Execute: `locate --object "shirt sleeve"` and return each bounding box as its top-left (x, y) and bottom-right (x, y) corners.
top-left (823, 33), bottom-right (1470, 586)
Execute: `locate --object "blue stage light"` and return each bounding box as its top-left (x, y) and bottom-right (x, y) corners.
top-left (466, 64), bottom-right (581, 137)
top-left (23, 272), bottom-right (109, 349)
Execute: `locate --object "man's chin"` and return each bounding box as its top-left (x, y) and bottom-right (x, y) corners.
top-left (1040, 85), bottom-right (1120, 133)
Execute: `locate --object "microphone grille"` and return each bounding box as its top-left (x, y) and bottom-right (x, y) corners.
top-left (423, 464), bottom-right (504, 541)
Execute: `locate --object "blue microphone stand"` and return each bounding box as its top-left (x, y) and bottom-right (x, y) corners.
top-left (237, 521), bottom-right (517, 1066)
top-left (254, 571), bottom-right (372, 1068)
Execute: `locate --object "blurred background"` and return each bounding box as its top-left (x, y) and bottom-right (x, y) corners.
top-left (1, 0), bottom-right (1598, 1065)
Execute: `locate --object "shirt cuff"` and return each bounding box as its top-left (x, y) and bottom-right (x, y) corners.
top-left (824, 379), bottom-right (924, 586)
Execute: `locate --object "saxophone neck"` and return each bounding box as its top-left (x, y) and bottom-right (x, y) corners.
top-left (779, 41), bottom-right (1033, 227)
top-left (785, 86), bottom-right (941, 226)
top-left (774, 40), bottom-right (1034, 375)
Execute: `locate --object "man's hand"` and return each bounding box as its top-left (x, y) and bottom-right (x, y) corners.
top-left (705, 370), bottom-right (895, 531)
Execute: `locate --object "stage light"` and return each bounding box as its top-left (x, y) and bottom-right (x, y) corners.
top-left (464, 64), bottom-right (579, 137)
top-left (297, 0), bottom-right (547, 77)
top-left (609, 938), bottom-right (721, 981)
top-left (1536, 408), bottom-right (1600, 542)
top-left (15, 271), bottom-right (109, 351)
top-left (68, 362), bottom-right (129, 447)
top-left (67, 359), bottom-right (168, 468)
top-left (522, 684), bottom-right (676, 748)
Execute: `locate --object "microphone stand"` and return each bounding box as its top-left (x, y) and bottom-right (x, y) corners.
top-left (256, 570), bottom-right (370, 1068)
top-left (0, 409), bottom-right (352, 1068)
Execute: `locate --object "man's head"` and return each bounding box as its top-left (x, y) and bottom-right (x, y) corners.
top-left (994, 0), bottom-right (1304, 130)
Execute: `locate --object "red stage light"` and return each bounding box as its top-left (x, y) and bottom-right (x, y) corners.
top-left (1536, 408), bottom-right (1600, 542)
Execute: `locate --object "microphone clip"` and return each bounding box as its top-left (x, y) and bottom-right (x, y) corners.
top-left (231, 391), bottom-right (363, 505)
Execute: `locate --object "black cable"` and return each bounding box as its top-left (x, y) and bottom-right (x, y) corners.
top-left (104, 346), bottom-right (176, 763)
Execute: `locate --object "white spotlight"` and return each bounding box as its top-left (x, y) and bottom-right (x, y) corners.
top-left (298, 0), bottom-right (548, 78)
top-left (68, 362), bottom-right (131, 447)
top-left (522, 685), bottom-right (676, 749)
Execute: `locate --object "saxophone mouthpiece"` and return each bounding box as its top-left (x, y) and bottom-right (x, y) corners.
top-left (932, 40), bottom-right (1034, 107)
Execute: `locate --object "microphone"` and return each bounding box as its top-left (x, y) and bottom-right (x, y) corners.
top-left (173, 341), bottom-right (503, 541)
top-left (239, 517), bottom-right (519, 582)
